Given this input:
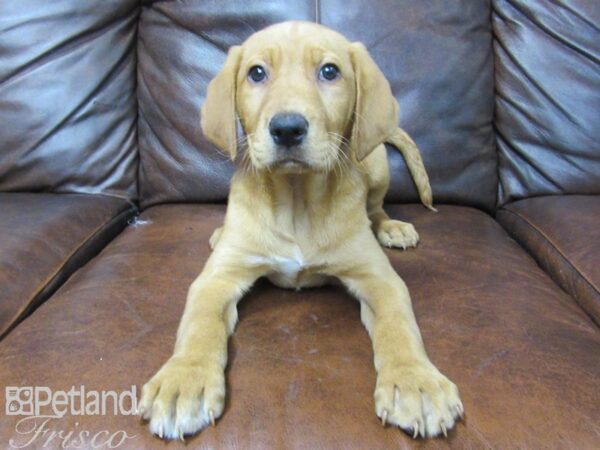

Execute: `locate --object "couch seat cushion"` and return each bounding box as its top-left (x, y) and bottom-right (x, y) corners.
top-left (498, 195), bottom-right (600, 324)
top-left (0, 204), bottom-right (598, 448)
top-left (0, 193), bottom-right (135, 338)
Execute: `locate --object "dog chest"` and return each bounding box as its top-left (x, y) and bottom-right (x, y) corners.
top-left (246, 246), bottom-right (328, 289)
top-left (246, 245), bottom-right (305, 274)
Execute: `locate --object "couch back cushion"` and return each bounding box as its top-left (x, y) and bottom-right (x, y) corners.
top-left (493, 0), bottom-right (600, 205)
top-left (0, 0), bottom-right (139, 200)
top-left (321, 1), bottom-right (496, 210)
top-left (138, 0), bottom-right (496, 210)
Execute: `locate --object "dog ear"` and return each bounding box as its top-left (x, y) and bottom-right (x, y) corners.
top-left (200, 45), bottom-right (242, 160)
top-left (350, 43), bottom-right (399, 161)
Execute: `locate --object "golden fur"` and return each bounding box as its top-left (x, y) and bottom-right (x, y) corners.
top-left (139, 21), bottom-right (462, 440)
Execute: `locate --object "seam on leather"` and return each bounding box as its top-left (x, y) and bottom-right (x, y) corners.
top-left (315, 0), bottom-right (321, 23)
top-left (0, 205), bottom-right (137, 340)
top-left (56, 191), bottom-right (138, 209)
top-left (500, 207), bottom-right (599, 296)
top-left (133, 7), bottom-right (141, 209)
top-left (490, 2), bottom-right (501, 210)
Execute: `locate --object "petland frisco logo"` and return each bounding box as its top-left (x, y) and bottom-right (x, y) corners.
top-left (6, 386), bottom-right (137, 417)
top-left (5, 386), bottom-right (137, 449)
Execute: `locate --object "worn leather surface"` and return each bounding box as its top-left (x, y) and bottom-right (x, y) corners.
top-left (0, 1), bottom-right (139, 200)
top-left (1, 204), bottom-right (598, 449)
top-left (138, 1), bottom-right (496, 211)
top-left (498, 195), bottom-right (600, 325)
top-left (493, 0), bottom-right (600, 205)
top-left (0, 193), bottom-right (136, 339)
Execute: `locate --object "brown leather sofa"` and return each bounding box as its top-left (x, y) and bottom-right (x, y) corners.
top-left (1, 1), bottom-right (599, 448)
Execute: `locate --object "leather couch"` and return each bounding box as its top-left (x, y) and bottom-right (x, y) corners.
top-left (1, 1), bottom-right (598, 448)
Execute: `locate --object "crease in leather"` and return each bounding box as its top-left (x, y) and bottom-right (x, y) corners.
top-left (38, 188), bottom-right (140, 208)
top-left (493, 15), bottom-right (572, 125)
top-left (497, 128), bottom-right (564, 193)
top-left (508, 0), bottom-right (599, 63)
top-left (0, 7), bottom-right (138, 88)
top-left (150, 4), bottom-right (231, 53)
top-left (493, 0), bottom-right (600, 205)
top-left (0, 205), bottom-right (137, 340)
top-left (137, 59), bottom-right (198, 155)
top-left (132, 1), bottom-right (142, 209)
top-left (90, 191), bottom-right (139, 209)
top-left (499, 207), bottom-right (600, 300)
top-left (114, 117), bottom-right (140, 199)
top-left (137, 113), bottom-right (188, 197)
top-left (137, 60), bottom-right (236, 202)
top-left (21, 17), bottom-right (138, 160)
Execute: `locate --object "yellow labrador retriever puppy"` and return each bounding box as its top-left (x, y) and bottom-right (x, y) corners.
top-left (139, 21), bottom-right (463, 440)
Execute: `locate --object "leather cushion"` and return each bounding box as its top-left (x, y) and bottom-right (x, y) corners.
top-left (0, 0), bottom-right (139, 199)
top-left (0, 193), bottom-right (136, 339)
top-left (497, 195), bottom-right (600, 325)
top-left (493, 0), bottom-right (600, 205)
top-left (0, 204), bottom-right (598, 448)
top-left (138, 1), bottom-right (497, 211)
top-left (321, 0), bottom-right (496, 210)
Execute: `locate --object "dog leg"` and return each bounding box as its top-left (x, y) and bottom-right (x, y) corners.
top-left (139, 252), bottom-right (262, 439)
top-left (209, 226), bottom-right (223, 250)
top-left (365, 146), bottom-right (420, 249)
top-left (373, 219), bottom-right (419, 250)
top-left (339, 243), bottom-right (463, 438)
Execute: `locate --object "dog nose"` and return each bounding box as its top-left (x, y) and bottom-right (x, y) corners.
top-left (269, 113), bottom-right (308, 147)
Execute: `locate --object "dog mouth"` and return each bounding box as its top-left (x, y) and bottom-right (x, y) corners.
top-left (271, 158), bottom-right (310, 171)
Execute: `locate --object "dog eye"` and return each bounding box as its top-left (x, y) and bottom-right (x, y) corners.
top-left (319, 63), bottom-right (340, 81)
top-left (248, 65), bottom-right (267, 83)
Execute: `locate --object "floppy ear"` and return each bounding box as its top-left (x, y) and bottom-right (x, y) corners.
top-left (350, 43), bottom-right (399, 161)
top-left (200, 45), bottom-right (242, 160)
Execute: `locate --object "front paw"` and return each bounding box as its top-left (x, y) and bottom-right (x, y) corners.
top-left (376, 220), bottom-right (419, 250)
top-left (139, 357), bottom-right (225, 440)
top-left (375, 362), bottom-right (463, 438)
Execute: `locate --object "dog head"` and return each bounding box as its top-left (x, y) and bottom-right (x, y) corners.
top-left (201, 21), bottom-right (399, 173)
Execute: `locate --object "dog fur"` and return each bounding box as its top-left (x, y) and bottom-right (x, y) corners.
top-left (139, 21), bottom-right (463, 440)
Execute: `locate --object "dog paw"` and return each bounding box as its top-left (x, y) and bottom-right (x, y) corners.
top-left (209, 226), bottom-right (223, 250)
top-left (375, 362), bottom-right (463, 438)
top-left (139, 357), bottom-right (225, 440)
top-left (376, 220), bottom-right (419, 249)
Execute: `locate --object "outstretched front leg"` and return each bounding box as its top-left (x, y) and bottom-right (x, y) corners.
top-left (334, 234), bottom-right (463, 438)
top-left (139, 248), bottom-right (264, 439)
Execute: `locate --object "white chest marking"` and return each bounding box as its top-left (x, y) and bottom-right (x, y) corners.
top-left (247, 245), bottom-right (306, 277)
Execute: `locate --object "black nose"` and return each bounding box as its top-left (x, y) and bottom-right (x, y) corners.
top-left (269, 113), bottom-right (308, 148)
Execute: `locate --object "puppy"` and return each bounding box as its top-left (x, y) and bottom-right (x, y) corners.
top-left (139, 21), bottom-right (463, 440)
